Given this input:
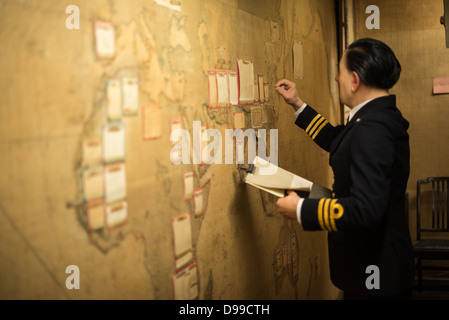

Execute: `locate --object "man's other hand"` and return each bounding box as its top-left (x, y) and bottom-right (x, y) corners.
top-left (275, 79), bottom-right (304, 110)
top-left (277, 190), bottom-right (301, 221)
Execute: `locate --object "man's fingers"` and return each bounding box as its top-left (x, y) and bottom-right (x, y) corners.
top-left (275, 83), bottom-right (291, 96)
top-left (275, 79), bottom-right (294, 89)
top-left (275, 79), bottom-right (291, 89)
top-left (276, 198), bottom-right (284, 211)
top-left (275, 84), bottom-right (289, 92)
top-left (275, 79), bottom-right (286, 88)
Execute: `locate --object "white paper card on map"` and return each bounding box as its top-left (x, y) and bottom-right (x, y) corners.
top-left (293, 41), bottom-right (304, 80)
top-left (208, 71), bottom-right (218, 108)
top-left (82, 140), bottom-right (102, 167)
top-left (94, 21), bottom-right (115, 59)
top-left (229, 72), bottom-right (239, 105)
top-left (193, 188), bottom-right (204, 217)
top-left (172, 212), bottom-right (193, 258)
top-left (104, 163), bottom-right (127, 204)
top-left (251, 106), bottom-right (263, 128)
top-left (106, 200), bottom-right (128, 228)
top-left (234, 112), bottom-right (246, 129)
top-left (264, 82), bottom-right (270, 102)
top-left (183, 171), bottom-right (194, 201)
top-left (172, 264), bottom-right (198, 300)
top-left (142, 105), bottom-right (162, 140)
top-left (122, 77), bottom-right (139, 115)
top-left (171, 118), bottom-right (182, 134)
top-left (82, 166), bottom-right (104, 201)
top-left (258, 74), bottom-right (265, 102)
top-left (216, 72), bottom-right (229, 108)
top-left (154, 0), bottom-right (182, 12)
top-left (254, 81), bottom-right (259, 102)
top-left (103, 123), bottom-right (125, 164)
top-left (271, 21), bottom-right (280, 42)
top-left (106, 79), bottom-right (122, 120)
top-left (175, 251), bottom-right (193, 271)
top-left (87, 199), bottom-right (105, 231)
top-left (237, 59), bottom-right (255, 105)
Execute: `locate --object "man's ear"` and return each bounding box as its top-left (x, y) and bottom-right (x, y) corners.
top-left (351, 71), bottom-right (361, 92)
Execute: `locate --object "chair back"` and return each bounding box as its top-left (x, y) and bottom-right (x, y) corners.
top-left (417, 177), bottom-right (449, 240)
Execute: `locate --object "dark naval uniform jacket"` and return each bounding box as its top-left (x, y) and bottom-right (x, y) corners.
top-left (295, 95), bottom-right (414, 296)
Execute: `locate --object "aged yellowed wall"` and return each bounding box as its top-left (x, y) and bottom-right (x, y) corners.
top-left (0, 0), bottom-right (340, 299)
top-left (352, 0), bottom-right (449, 244)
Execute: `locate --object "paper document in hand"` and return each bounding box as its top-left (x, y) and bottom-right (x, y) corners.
top-left (244, 157), bottom-right (313, 197)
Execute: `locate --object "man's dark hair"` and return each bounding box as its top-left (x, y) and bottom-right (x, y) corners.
top-left (345, 38), bottom-right (401, 90)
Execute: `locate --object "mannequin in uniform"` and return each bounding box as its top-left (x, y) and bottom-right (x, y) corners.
top-left (275, 38), bottom-right (414, 299)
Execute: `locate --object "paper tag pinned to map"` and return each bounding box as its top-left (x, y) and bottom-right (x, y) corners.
top-left (193, 188), bottom-right (204, 217)
top-left (82, 140), bottom-right (102, 167)
top-left (271, 21), bottom-right (280, 42)
top-left (154, 0), bottom-right (182, 12)
top-left (233, 111), bottom-right (246, 130)
top-left (216, 72), bottom-right (229, 108)
top-left (94, 21), bottom-right (116, 59)
top-left (433, 77), bottom-right (449, 95)
top-left (122, 77), bottom-right (139, 116)
top-left (104, 163), bottom-right (127, 204)
top-left (103, 122), bottom-right (126, 164)
top-left (208, 71), bottom-right (218, 109)
top-left (237, 59), bottom-right (255, 105)
top-left (142, 105), bottom-right (162, 141)
top-left (106, 200), bottom-right (128, 229)
top-left (229, 72), bottom-right (239, 106)
top-left (258, 74), bottom-right (265, 103)
top-left (264, 81), bottom-right (270, 102)
top-left (251, 106), bottom-right (263, 128)
top-left (172, 212), bottom-right (193, 259)
top-left (183, 171), bottom-right (195, 201)
top-left (175, 251), bottom-right (193, 271)
top-left (87, 199), bottom-right (106, 231)
top-left (106, 79), bottom-right (122, 121)
top-left (254, 81), bottom-right (259, 103)
top-left (172, 263), bottom-right (198, 300)
top-left (293, 41), bottom-right (304, 80)
top-left (82, 166), bottom-right (104, 201)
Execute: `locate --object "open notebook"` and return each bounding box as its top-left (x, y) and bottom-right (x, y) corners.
top-left (245, 157), bottom-right (332, 199)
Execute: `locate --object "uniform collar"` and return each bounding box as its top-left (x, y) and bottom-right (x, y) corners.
top-left (348, 95), bottom-right (396, 122)
top-left (330, 95), bottom-right (397, 155)
top-left (348, 99), bottom-right (374, 122)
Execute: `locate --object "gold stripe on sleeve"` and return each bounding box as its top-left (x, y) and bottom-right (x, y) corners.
top-left (323, 199), bottom-right (331, 232)
top-left (308, 117), bottom-right (326, 138)
top-left (318, 199), bottom-right (325, 231)
top-left (311, 120), bottom-right (329, 140)
top-left (305, 114), bottom-right (322, 135)
top-left (330, 200), bottom-right (344, 232)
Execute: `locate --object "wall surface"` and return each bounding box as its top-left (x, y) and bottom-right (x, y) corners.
top-left (352, 0), bottom-right (449, 244)
top-left (0, 0), bottom-right (341, 299)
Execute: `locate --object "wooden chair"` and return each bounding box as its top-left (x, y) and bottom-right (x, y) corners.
top-left (413, 177), bottom-right (449, 291)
